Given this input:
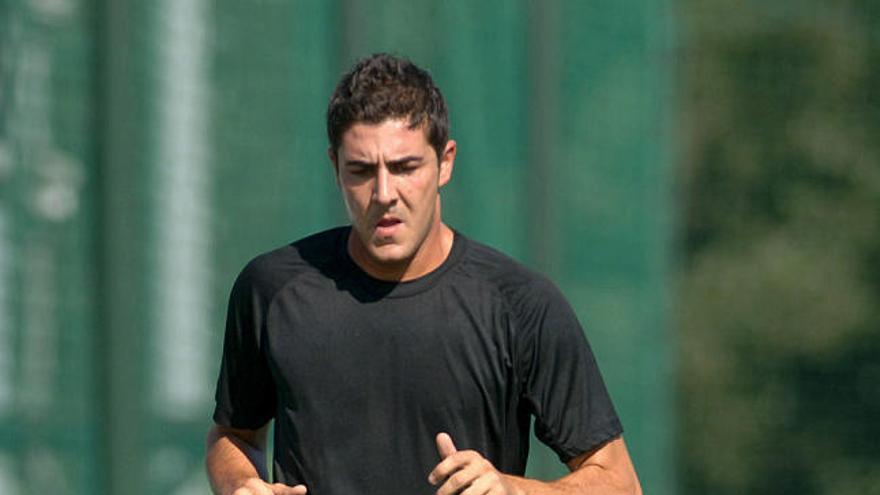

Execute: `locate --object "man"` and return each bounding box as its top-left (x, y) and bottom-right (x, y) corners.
top-left (206, 53), bottom-right (642, 495)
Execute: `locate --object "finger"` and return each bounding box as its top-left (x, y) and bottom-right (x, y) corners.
top-left (436, 432), bottom-right (458, 459)
top-left (436, 459), bottom-right (485, 495)
top-left (460, 474), bottom-right (493, 495)
top-left (271, 482), bottom-right (307, 494)
top-left (461, 470), bottom-right (508, 495)
top-left (429, 449), bottom-right (481, 487)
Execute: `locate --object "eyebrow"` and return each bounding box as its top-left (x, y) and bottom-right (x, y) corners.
top-left (344, 155), bottom-right (423, 167)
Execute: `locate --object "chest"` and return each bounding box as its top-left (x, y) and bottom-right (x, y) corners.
top-left (263, 281), bottom-right (517, 416)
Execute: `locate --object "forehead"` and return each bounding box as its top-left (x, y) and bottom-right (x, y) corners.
top-left (339, 119), bottom-right (431, 158)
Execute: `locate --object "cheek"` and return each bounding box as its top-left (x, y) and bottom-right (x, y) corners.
top-left (340, 190), bottom-right (366, 222)
top-left (404, 175), bottom-right (437, 206)
top-left (342, 185), bottom-right (369, 208)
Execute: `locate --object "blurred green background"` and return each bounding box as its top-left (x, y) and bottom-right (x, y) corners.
top-left (0, 1), bottom-right (877, 494)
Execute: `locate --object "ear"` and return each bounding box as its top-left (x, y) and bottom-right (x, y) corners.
top-left (438, 139), bottom-right (456, 188)
top-left (328, 147), bottom-right (340, 184)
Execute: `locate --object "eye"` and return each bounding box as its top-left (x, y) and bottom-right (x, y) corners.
top-left (346, 164), bottom-right (373, 176)
top-left (391, 162), bottom-right (419, 174)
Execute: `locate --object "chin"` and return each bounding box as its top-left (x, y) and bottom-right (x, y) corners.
top-left (367, 243), bottom-right (414, 265)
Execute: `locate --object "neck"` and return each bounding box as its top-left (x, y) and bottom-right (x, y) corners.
top-left (348, 219), bottom-right (454, 282)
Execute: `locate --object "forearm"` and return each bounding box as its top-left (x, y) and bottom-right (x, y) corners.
top-left (502, 466), bottom-right (641, 495)
top-left (501, 437), bottom-right (641, 495)
top-left (205, 426), bottom-right (269, 495)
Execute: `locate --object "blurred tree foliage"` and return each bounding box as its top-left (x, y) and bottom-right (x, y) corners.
top-left (677, 1), bottom-right (880, 494)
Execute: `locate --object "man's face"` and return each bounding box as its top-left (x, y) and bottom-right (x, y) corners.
top-left (331, 119), bottom-right (455, 275)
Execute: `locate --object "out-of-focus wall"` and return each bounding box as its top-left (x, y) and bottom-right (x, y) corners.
top-left (0, 1), bottom-right (675, 494)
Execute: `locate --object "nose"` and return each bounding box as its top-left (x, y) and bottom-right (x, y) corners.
top-left (373, 165), bottom-right (397, 206)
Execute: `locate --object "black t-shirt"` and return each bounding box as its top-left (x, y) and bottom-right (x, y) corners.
top-left (213, 227), bottom-right (622, 495)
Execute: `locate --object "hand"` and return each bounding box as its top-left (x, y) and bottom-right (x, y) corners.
top-left (428, 432), bottom-right (518, 495)
top-left (230, 477), bottom-right (307, 495)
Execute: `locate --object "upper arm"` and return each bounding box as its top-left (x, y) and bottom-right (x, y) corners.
top-left (514, 278), bottom-right (623, 461)
top-left (214, 265), bottom-right (278, 429)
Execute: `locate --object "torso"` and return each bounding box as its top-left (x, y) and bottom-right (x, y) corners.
top-left (262, 227), bottom-right (530, 493)
top-left (215, 226), bottom-right (622, 495)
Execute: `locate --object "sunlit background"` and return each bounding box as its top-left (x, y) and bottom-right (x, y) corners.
top-left (0, 1), bottom-right (877, 494)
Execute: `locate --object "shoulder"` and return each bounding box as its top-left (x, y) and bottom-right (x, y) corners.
top-left (232, 226), bottom-right (348, 302)
top-left (455, 233), bottom-right (567, 312)
top-left (454, 234), bottom-right (585, 366)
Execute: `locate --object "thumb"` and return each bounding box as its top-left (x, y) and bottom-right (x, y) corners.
top-left (435, 432), bottom-right (458, 459)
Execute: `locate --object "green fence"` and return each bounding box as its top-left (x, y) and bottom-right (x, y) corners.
top-left (1, 1), bottom-right (100, 493)
top-left (0, 1), bottom-right (675, 494)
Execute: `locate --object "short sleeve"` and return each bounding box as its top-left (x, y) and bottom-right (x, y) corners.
top-left (516, 280), bottom-right (623, 463)
top-left (212, 264), bottom-right (277, 429)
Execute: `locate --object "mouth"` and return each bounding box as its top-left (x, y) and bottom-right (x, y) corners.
top-left (375, 216), bottom-right (402, 236)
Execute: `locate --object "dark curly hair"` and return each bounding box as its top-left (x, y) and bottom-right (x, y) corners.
top-left (327, 53), bottom-right (449, 159)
